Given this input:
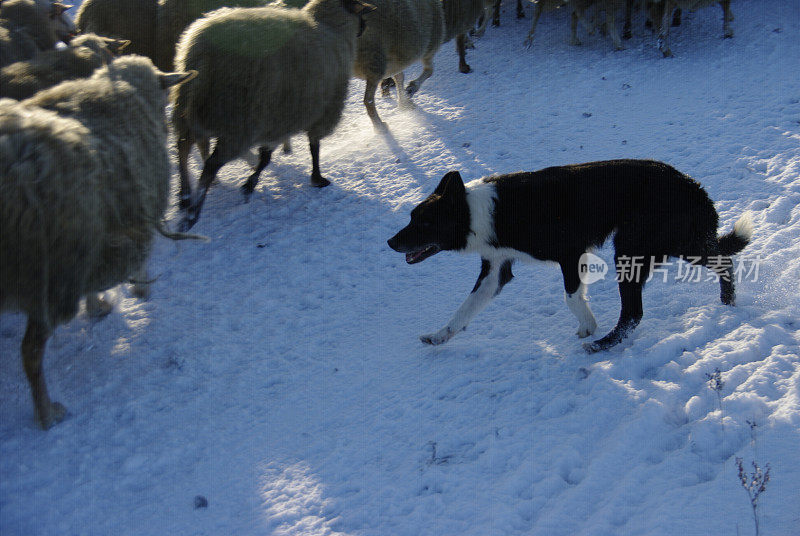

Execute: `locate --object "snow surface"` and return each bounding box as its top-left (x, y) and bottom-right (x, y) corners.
top-left (1, 1), bottom-right (799, 534)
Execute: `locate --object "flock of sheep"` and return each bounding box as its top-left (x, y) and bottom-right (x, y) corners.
top-left (0, 0), bottom-right (735, 429)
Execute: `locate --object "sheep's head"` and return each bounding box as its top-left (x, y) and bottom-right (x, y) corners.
top-left (341, 0), bottom-right (375, 37)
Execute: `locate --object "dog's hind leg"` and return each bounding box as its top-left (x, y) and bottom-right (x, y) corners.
top-left (701, 233), bottom-right (736, 305)
top-left (585, 251), bottom-right (650, 352)
top-left (420, 258), bottom-right (513, 345)
top-left (560, 257), bottom-right (598, 338)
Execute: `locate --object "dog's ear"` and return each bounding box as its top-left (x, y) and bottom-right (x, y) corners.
top-left (434, 171), bottom-right (465, 199)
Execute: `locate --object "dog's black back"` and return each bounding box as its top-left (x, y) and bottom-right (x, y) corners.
top-left (487, 159), bottom-right (718, 263)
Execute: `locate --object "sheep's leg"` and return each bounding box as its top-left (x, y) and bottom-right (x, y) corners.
top-left (623, 0), bottom-right (633, 39)
top-left (363, 79), bottom-right (387, 132)
top-left (241, 146), bottom-right (273, 199)
top-left (406, 54), bottom-right (434, 97)
top-left (720, 0), bottom-right (733, 38)
top-left (516, 0), bottom-right (525, 19)
top-left (570, 9), bottom-right (583, 46)
top-left (456, 34), bottom-right (472, 74)
top-left (492, 0), bottom-right (501, 26)
top-left (197, 138), bottom-right (211, 161)
top-left (380, 78), bottom-right (395, 98)
top-left (86, 293), bottom-right (113, 317)
top-left (22, 319), bottom-right (65, 429)
top-left (524, 2), bottom-right (544, 49)
top-left (394, 72), bottom-right (413, 109)
top-left (176, 134), bottom-right (195, 210)
top-left (657, 1), bottom-right (674, 57)
top-left (308, 137), bottom-right (330, 188)
top-left (473, 7), bottom-right (489, 37)
top-left (605, 4), bottom-right (624, 50)
top-left (179, 147), bottom-right (228, 231)
top-left (130, 266), bottom-right (152, 300)
top-left (671, 7), bottom-right (681, 27)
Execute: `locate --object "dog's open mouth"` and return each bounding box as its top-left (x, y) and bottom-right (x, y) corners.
top-left (406, 244), bottom-right (440, 264)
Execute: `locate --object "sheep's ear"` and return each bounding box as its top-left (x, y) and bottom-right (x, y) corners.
top-left (52, 3), bottom-right (73, 15)
top-left (159, 70), bottom-right (197, 89)
top-left (434, 171), bottom-right (465, 199)
top-left (105, 38), bottom-right (130, 55)
top-left (342, 0), bottom-right (375, 15)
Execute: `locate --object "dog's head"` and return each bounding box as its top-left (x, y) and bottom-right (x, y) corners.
top-left (387, 171), bottom-right (471, 264)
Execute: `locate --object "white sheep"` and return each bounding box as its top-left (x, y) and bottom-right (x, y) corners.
top-left (74, 0), bottom-right (161, 66)
top-left (0, 33), bottom-right (129, 99)
top-left (171, 0), bottom-right (376, 229)
top-left (646, 0), bottom-right (733, 57)
top-left (0, 56), bottom-right (195, 429)
top-left (353, 0), bottom-right (445, 130)
top-left (0, 0), bottom-right (75, 67)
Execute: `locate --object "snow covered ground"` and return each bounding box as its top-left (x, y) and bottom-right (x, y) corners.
top-left (1, 0), bottom-right (798, 534)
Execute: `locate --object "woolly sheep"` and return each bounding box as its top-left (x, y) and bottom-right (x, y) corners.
top-left (353, 0), bottom-right (445, 131)
top-left (0, 56), bottom-right (195, 428)
top-left (0, 33), bottom-right (129, 99)
top-left (156, 0), bottom-right (271, 70)
top-left (0, 0), bottom-right (75, 67)
top-left (646, 0), bottom-right (733, 57)
top-left (523, 1), bottom-right (624, 50)
top-left (171, 0), bottom-right (376, 230)
top-left (472, 0), bottom-right (524, 39)
top-left (442, 0), bottom-right (494, 73)
top-left (74, 0), bottom-right (160, 66)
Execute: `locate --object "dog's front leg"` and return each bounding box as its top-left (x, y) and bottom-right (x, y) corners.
top-left (421, 258), bottom-right (513, 345)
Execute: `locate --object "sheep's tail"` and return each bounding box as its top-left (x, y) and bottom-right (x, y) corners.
top-left (156, 220), bottom-right (209, 242)
top-left (717, 211), bottom-right (753, 256)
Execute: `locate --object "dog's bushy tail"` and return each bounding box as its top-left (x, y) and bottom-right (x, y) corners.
top-left (718, 212), bottom-right (754, 256)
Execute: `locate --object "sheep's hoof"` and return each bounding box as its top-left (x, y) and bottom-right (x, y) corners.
top-left (311, 175), bottom-right (330, 188)
top-left (459, 63), bottom-right (472, 74)
top-left (178, 212), bottom-right (199, 232)
top-left (131, 282), bottom-right (151, 300)
top-left (372, 120), bottom-right (389, 134)
top-left (661, 48), bottom-right (673, 58)
top-left (38, 401), bottom-right (67, 430)
top-left (623, 28), bottom-right (632, 40)
top-left (723, 31), bottom-right (733, 39)
top-left (570, 37), bottom-right (582, 46)
top-left (523, 38), bottom-right (534, 50)
top-left (86, 294), bottom-right (113, 318)
top-left (492, 18), bottom-right (500, 27)
top-left (240, 183), bottom-right (255, 201)
top-left (178, 194), bottom-right (192, 210)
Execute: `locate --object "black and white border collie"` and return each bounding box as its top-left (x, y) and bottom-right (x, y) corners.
top-left (388, 160), bottom-right (753, 352)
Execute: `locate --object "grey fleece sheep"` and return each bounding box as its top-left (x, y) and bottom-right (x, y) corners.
top-left (74, 0), bottom-right (161, 66)
top-left (353, 0), bottom-right (444, 131)
top-left (0, 0), bottom-right (76, 67)
top-left (646, 0), bottom-right (733, 57)
top-left (171, 0), bottom-right (376, 230)
top-left (156, 0), bottom-right (271, 70)
top-left (523, 0), bottom-right (622, 50)
top-left (0, 33), bottom-right (128, 99)
top-left (0, 56), bottom-right (195, 429)
top-left (442, 0), bottom-right (494, 73)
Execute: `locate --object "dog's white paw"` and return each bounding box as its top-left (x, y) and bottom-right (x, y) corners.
top-left (420, 328), bottom-right (453, 346)
top-left (576, 318), bottom-right (598, 339)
